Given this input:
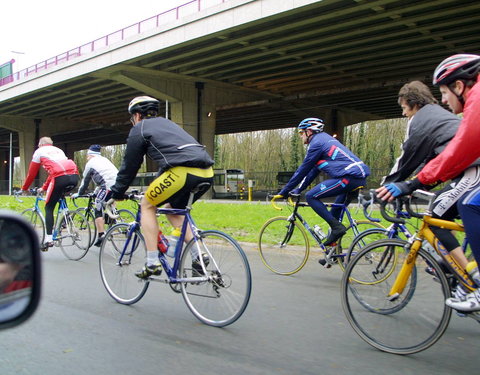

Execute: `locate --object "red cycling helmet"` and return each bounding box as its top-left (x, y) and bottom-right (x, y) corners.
top-left (433, 54), bottom-right (480, 86)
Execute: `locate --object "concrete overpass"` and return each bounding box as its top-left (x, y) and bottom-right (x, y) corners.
top-left (1, 0), bottom-right (480, 184)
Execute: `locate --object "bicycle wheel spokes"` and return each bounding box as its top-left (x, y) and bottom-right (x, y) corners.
top-left (59, 212), bottom-right (91, 260)
top-left (180, 230), bottom-right (251, 327)
top-left (258, 217), bottom-right (309, 275)
top-left (21, 208), bottom-right (45, 244)
top-left (342, 239), bottom-right (452, 355)
top-left (99, 223), bottom-right (149, 304)
top-left (336, 220), bottom-right (384, 270)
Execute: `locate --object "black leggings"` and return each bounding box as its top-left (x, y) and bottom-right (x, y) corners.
top-left (44, 174), bottom-right (79, 235)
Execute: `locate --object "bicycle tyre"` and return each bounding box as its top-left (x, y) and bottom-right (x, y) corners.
top-left (21, 208), bottom-right (45, 244)
top-left (341, 239), bottom-right (452, 355)
top-left (116, 209), bottom-right (136, 223)
top-left (99, 223), bottom-right (149, 304)
top-left (258, 216), bottom-right (309, 275)
top-left (59, 212), bottom-right (91, 260)
top-left (180, 230), bottom-right (252, 327)
top-left (335, 220), bottom-right (385, 270)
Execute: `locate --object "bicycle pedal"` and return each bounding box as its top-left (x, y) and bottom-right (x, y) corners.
top-left (318, 258), bottom-right (332, 268)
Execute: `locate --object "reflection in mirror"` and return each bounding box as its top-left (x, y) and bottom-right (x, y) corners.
top-left (0, 216), bottom-right (35, 323)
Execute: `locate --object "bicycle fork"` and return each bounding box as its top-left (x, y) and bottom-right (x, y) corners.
top-left (388, 239), bottom-right (421, 300)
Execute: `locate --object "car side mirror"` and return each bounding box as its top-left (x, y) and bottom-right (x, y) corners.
top-left (0, 210), bottom-right (41, 329)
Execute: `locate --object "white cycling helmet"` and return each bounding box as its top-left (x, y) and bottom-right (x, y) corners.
top-left (128, 96), bottom-right (160, 115)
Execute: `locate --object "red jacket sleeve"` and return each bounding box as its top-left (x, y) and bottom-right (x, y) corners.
top-left (22, 161), bottom-right (41, 190)
top-left (417, 81), bottom-right (480, 185)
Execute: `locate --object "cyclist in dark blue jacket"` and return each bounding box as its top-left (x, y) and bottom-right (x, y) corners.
top-left (277, 118), bottom-right (370, 246)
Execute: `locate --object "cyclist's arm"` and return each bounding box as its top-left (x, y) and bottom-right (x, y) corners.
top-left (279, 143), bottom-right (323, 195)
top-left (110, 127), bottom-right (147, 198)
top-left (77, 164), bottom-right (94, 196)
top-left (21, 161), bottom-right (41, 191)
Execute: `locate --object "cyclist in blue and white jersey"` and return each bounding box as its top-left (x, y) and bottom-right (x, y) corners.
top-left (277, 118), bottom-right (370, 246)
top-left (72, 144), bottom-right (118, 246)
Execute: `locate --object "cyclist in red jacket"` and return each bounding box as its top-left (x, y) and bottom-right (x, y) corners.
top-left (21, 137), bottom-right (79, 250)
top-left (378, 54), bottom-right (480, 312)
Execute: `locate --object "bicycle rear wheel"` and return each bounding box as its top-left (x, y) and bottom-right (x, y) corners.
top-left (341, 239), bottom-right (452, 355)
top-left (258, 216), bottom-right (309, 275)
top-left (59, 212), bottom-right (91, 260)
top-left (99, 223), bottom-right (149, 304)
top-left (21, 208), bottom-right (45, 244)
top-left (335, 220), bottom-right (384, 270)
top-left (180, 230), bottom-right (252, 327)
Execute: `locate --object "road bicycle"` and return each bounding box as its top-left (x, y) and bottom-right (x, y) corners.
top-left (99, 183), bottom-right (252, 327)
top-left (341, 190), bottom-right (479, 355)
top-left (257, 193), bottom-right (383, 275)
top-left (18, 189), bottom-right (92, 260)
top-left (71, 193), bottom-right (135, 248)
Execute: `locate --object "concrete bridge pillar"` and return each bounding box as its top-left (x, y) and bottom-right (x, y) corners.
top-left (169, 82), bottom-right (216, 159)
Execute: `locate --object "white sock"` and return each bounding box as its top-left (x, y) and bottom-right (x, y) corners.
top-left (147, 250), bottom-right (160, 266)
top-left (45, 234), bottom-right (53, 242)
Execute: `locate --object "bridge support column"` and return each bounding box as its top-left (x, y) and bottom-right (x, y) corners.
top-left (18, 128), bottom-right (36, 182)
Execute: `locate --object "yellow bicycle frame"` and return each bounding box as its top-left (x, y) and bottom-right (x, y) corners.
top-left (388, 215), bottom-right (475, 298)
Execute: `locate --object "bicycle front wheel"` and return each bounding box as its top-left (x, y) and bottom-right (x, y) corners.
top-left (341, 239), bottom-right (452, 355)
top-left (21, 208), bottom-right (45, 244)
top-left (258, 216), bottom-right (309, 275)
top-left (116, 209), bottom-right (136, 223)
top-left (335, 220), bottom-right (384, 270)
top-left (59, 212), bottom-right (91, 260)
top-left (180, 230), bottom-right (252, 327)
top-left (99, 223), bottom-right (149, 304)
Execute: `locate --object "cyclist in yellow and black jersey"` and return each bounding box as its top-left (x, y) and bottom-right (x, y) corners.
top-left (109, 96), bottom-right (214, 279)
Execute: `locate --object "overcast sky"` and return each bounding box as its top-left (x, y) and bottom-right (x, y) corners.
top-left (0, 0), bottom-right (190, 71)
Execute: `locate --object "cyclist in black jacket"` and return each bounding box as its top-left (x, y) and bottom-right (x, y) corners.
top-left (109, 96), bottom-right (214, 279)
top-left (378, 81), bottom-right (470, 272)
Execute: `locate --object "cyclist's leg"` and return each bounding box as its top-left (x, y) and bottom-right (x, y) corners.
top-left (447, 181), bottom-right (480, 312)
top-left (139, 166), bottom-right (213, 278)
top-left (44, 174), bottom-right (78, 248)
top-left (458, 200), bottom-right (480, 266)
top-left (306, 179), bottom-right (347, 239)
top-left (307, 177), bottom-right (365, 245)
top-left (431, 175), bottom-right (473, 270)
top-left (43, 178), bottom-right (64, 247)
top-left (164, 167), bottom-right (214, 243)
top-left (330, 187), bottom-right (360, 220)
top-left (93, 188), bottom-right (107, 246)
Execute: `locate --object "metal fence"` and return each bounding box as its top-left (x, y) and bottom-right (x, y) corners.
top-left (1, 0), bottom-right (229, 87)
